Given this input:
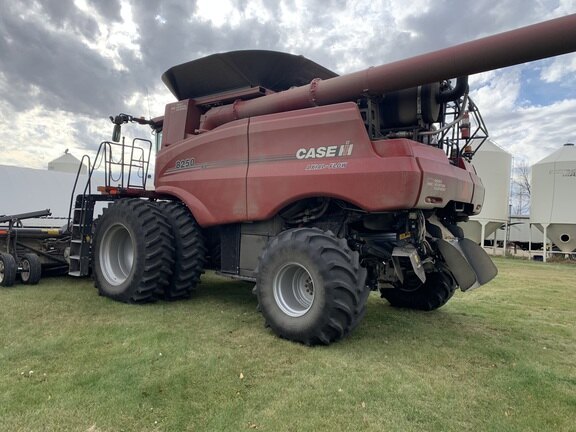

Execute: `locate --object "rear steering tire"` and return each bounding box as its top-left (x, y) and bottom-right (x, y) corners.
top-left (20, 253), bottom-right (42, 285)
top-left (0, 253), bottom-right (17, 287)
top-left (380, 263), bottom-right (456, 311)
top-left (92, 199), bottom-right (175, 303)
top-left (255, 228), bottom-right (369, 345)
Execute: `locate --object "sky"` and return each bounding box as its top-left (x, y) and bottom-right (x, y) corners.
top-left (1, 0), bottom-right (575, 171)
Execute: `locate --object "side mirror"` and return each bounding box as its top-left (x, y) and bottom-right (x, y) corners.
top-left (112, 124), bottom-right (121, 142)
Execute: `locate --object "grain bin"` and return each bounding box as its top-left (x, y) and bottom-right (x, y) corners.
top-left (47, 150), bottom-right (87, 174)
top-left (459, 139), bottom-right (512, 247)
top-left (530, 143), bottom-right (576, 254)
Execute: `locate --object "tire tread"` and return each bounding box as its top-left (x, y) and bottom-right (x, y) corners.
top-left (157, 201), bottom-right (206, 300)
top-left (380, 264), bottom-right (456, 311)
top-left (255, 227), bottom-right (369, 345)
top-left (93, 198), bottom-right (174, 303)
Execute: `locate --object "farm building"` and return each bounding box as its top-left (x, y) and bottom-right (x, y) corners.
top-left (0, 151), bottom-right (91, 227)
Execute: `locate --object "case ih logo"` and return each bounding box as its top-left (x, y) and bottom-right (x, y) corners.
top-left (296, 141), bottom-right (354, 159)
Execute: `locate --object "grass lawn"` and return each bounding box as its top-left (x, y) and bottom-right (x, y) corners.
top-left (0, 257), bottom-right (575, 431)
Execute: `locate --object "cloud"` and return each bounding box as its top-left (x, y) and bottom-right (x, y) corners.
top-left (1, 0), bottom-right (575, 170)
top-left (540, 54), bottom-right (576, 83)
top-left (89, 0), bottom-right (124, 23)
top-left (0, 1), bottom-right (134, 116)
top-left (470, 67), bottom-right (576, 164)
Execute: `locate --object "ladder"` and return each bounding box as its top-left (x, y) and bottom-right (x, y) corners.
top-left (68, 194), bottom-right (95, 277)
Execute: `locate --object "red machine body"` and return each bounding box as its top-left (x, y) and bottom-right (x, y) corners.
top-left (155, 14), bottom-right (576, 230)
top-left (155, 102), bottom-right (483, 227)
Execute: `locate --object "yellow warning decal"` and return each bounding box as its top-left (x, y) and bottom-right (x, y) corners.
top-left (42, 229), bottom-right (61, 235)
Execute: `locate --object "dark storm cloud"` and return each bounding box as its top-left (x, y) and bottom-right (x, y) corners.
top-left (127, 1), bottom-right (283, 80)
top-left (0, 0), bottom-right (566, 123)
top-left (90, 0), bottom-right (123, 23)
top-left (72, 119), bottom-right (102, 151)
top-left (400, 0), bottom-right (552, 56)
top-left (0, 0), bottom-right (135, 117)
top-left (313, 0), bottom-right (559, 78)
top-left (0, 0), bottom-right (292, 127)
top-left (37, 0), bottom-right (100, 40)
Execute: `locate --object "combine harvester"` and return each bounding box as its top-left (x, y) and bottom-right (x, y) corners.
top-left (3, 14), bottom-right (575, 345)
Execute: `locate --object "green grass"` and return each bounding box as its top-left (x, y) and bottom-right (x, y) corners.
top-left (1, 257), bottom-right (575, 431)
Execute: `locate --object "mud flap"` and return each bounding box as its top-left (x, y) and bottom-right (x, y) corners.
top-left (436, 238), bottom-right (497, 291)
top-left (436, 239), bottom-right (478, 291)
top-left (458, 238), bottom-right (498, 285)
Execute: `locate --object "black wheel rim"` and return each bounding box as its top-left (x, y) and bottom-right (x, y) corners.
top-left (20, 259), bottom-right (30, 282)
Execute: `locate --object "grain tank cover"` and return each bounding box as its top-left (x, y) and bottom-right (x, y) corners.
top-left (162, 50), bottom-right (338, 101)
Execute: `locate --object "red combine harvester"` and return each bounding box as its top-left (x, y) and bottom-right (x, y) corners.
top-left (60, 15), bottom-right (576, 344)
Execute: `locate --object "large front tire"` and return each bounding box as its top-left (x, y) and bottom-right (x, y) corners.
top-left (255, 228), bottom-right (369, 345)
top-left (93, 199), bottom-right (174, 303)
top-left (156, 201), bottom-right (206, 300)
top-left (380, 264), bottom-right (456, 311)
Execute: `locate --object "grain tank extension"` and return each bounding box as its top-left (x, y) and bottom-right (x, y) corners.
top-left (70, 14), bottom-right (576, 345)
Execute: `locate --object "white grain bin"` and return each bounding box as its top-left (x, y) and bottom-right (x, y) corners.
top-left (530, 143), bottom-right (576, 254)
top-left (47, 150), bottom-right (87, 174)
top-left (459, 139), bottom-right (512, 246)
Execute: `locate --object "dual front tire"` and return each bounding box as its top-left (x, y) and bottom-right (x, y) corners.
top-left (157, 201), bottom-right (206, 300)
top-left (92, 199), bottom-right (205, 303)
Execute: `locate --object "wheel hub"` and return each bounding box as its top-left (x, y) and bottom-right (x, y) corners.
top-left (273, 262), bottom-right (315, 317)
top-left (21, 260), bottom-right (30, 282)
top-left (99, 223), bottom-right (135, 286)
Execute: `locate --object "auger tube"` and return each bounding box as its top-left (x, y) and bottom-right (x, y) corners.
top-left (200, 14), bottom-right (576, 130)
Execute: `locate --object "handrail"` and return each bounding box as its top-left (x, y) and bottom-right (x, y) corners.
top-left (68, 137), bottom-right (153, 231)
top-left (129, 138), bottom-right (153, 189)
top-left (67, 154), bottom-right (92, 231)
